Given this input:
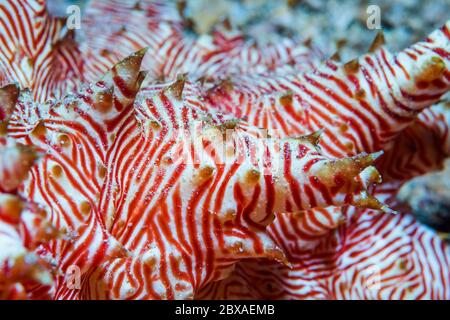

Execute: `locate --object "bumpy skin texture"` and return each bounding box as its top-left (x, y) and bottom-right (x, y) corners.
top-left (196, 26), bottom-right (450, 299)
top-left (0, 84), bottom-right (56, 300)
top-left (0, 0), bottom-right (449, 300)
top-left (0, 0), bottom-right (83, 102)
top-left (5, 49), bottom-right (383, 299)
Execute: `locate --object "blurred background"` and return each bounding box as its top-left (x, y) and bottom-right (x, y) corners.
top-left (47, 0), bottom-right (450, 60)
top-left (46, 0), bottom-right (450, 234)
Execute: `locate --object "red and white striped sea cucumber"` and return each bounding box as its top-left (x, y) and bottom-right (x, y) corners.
top-left (0, 0), bottom-right (449, 300)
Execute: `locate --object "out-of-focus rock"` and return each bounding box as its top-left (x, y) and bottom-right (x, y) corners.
top-left (399, 159), bottom-right (450, 234)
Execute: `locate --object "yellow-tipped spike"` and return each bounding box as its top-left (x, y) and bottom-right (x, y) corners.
top-left (206, 78), bottom-right (234, 97)
top-left (265, 246), bottom-right (289, 266)
top-left (117, 47), bottom-right (147, 70)
top-left (244, 169), bottom-right (261, 184)
top-left (330, 51), bottom-right (341, 62)
top-left (103, 47), bottom-right (148, 90)
top-left (136, 71), bottom-right (148, 88)
top-left (0, 83), bottom-right (20, 113)
top-left (176, 0), bottom-right (187, 17)
top-left (133, 0), bottom-right (143, 11)
top-left (0, 144), bottom-right (40, 191)
top-left (358, 166), bottom-right (383, 188)
top-left (219, 78), bottom-right (233, 93)
top-left (279, 92), bottom-right (294, 107)
top-left (98, 48), bottom-right (149, 110)
top-left (343, 58), bottom-right (360, 74)
top-left (1, 195), bottom-right (24, 222)
top-left (352, 191), bottom-right (396, 214)
top-left (0, 122), bottom-right (7, 136)
top-left (354, 88), bottom-right (366, 100)
top-left (415, 56), bottom-right (446, 83)
top-left (353, 151), bottom-right (384, 168)
top-left (31, 121), bottom-right (47, 138)
top-left (336, 39), bottom-right (347, 49)
top-left (369, 31), bottom-right (386, 53)
top-left (169, 74), bottom-right (186, 100)
top-left (303, 37), bottom-right (312, 48)
top-left (193, 165), bottom-right (215, 185)
top-left (222, 17), bottom-right (232, 31)
top-left (313, 151), bottom-right (383, 191)
top-left (94, 89), bottom-right (114, 114)
top-left (437, 232), bottom-right (450, 241)
top-left (301, 129), bottom-right (323, 146)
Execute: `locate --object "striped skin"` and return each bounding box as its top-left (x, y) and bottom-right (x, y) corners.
top-left (196, 104), bottom-right (450, 300)
top-left (0, 0), bottom-right (366, 298)
top-left (80, 81), bottom-right (382, 300)
top-left (140, 13), bottom-right (450, 288)
top-left (6, 51), bottom-right (149, 299)
top-left (1, 84), bottom-right (56, 299)
top-left (198, 102), bottom-right (450, 300)
top-left (198, 26), bottom-right (450, 294)
top-left (0, 136), bottom-right (57, 300)
top-left (253, 100), bottom-right (450, 267)
top-left (198, 113), bottom-right (450, 299)
top-left (81, 0), bottom-right (323, 82)
top-left (82, 0), bottom-right (450, 170)
top-left (198, 158), bottom-right (450, 300)
top-left (198, 205), bottom-right (450, 300)
top-left (378, 102), bottom-right (450, 184)
top-left (81, 0), bottom-right (449, 159)
top-left (203, 23), bottom-right (450, 159)
top-left (4, 50), bottom-right (386, 299)
top-left (0, 0), bottom-right (84, 102)
top-left (195, 25), bottom-right (450, 299)
top-left (0, 0), bottom-right (446, 298)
